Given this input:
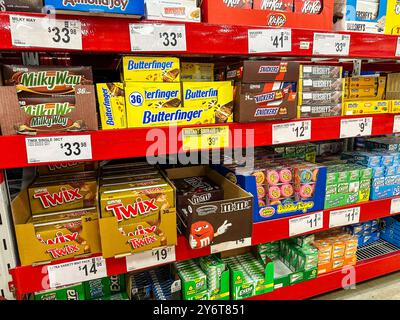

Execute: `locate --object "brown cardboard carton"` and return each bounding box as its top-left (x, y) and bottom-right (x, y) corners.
top-left (12, 192), bottom-right (101, 266)
top-left (99, 178), bottom-right (177, 258)
top-left (0, 85), bottom-right (98, 135)
top-left (0, 0), bottom-right (43, 12)
top-left (164, 166), bottom-right (253, 249)
top-left (233, 82), bottom-right (297, 122)
top-left (37, 161), bottom-right (98, 175)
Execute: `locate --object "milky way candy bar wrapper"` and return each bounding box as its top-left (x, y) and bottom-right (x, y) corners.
top-left (2, 65), bottom-right (93, 95)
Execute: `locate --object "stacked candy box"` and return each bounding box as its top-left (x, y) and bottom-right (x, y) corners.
top-left (346, 219), bottom-right (380, 247)
top-left (214, 159), bottom-right (327, 222)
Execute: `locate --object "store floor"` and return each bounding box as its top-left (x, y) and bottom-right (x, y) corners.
top-left (314, 271), bottom-right (400, 300)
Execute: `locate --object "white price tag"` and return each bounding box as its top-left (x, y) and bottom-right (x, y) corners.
top-left (210, 237), bottom-right (252, 254)
top-left (126, 246), bottom-right (176, 272)
top-left (48, 257), bottom-right (107, 288)
top-left (390, 198), bottom-right (400, 215)
top-left (329, 207), bottom-right (360, 228)
top-left (289, 212), bottom-right (323, 237)
top-left (248, 29), bottom-right (291, 53)
top-left (10, 15), bottom-right (82, 50)
top-left (396, 37), bottom-right (400, 57)
top-left (340, 117), bottom-right (372, 138)
top-left (394, 115), bottom-right (400, 133)
top-left (26, 135), bottom-right (92, 164)
top-left (272, 120), bottom-right (311, 145)
top-left (313, 33), bottom-right (350, 56)
top-left (130, 23), bottom-right (186, 52)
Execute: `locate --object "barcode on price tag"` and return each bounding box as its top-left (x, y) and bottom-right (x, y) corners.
top-left (329, 207), bottom-right (360, 228)
top-left (396, 37), bottom-right (400, 57)
top-left (390, 198), bottom-right (400, 215)
top-left (210, 237), bottom-right (252, 254)
top-left (126, 246), bottom-right (176, 272)
top-left (130, 24), bottom-right (186, 52)
top-left (48, 257), bottom-right (107, 288)
top-left (272, 120), bottom-right (311, 144)
top-left (182, 126), bottom-right (229, 151)
top-left (394, 115), bottom-right (400, 133)
top-left (248, 29), bottom-right (291, 53)
top-left (313, 33), bottom-right (350, 56)
top-left (340, 117), bottom-right (372, 138)
top-left (289, 212), bottom-right (323, 237)
top-left (10, 15), bottom-right (82, 50)
top-left (26, 135), bottom-right (92, 164)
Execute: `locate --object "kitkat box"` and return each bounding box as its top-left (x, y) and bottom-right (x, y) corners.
top-left (201, 0), bottom-right (333, 30)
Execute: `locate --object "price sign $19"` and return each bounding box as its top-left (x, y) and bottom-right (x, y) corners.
top-left (60, 141), bottom-right (87, 157)
top-left (152, 247), bottom-right (170, 261)
top-left (159, 31), bottom-right (183, 47)
top-left (48, 22), bottom-right (77, 44)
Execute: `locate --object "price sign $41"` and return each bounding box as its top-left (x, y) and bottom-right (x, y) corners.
top-left (270, 31), bottom-right (288, 49)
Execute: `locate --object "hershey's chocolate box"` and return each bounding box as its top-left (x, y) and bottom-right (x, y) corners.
top-left (234, 82), bottom-right (297, 122)
top-left (299, 65), bottom-right (342, 79)
top-left (0, 0), bottom-right (43, 12)
top-left (298, 104), bottom-right (343, 118)
top-left (171, 176), bottom-right (224, 208)
top-left (299, 78), bottom-right (344, 92)
top-left (299, 91), bottom-right (343, 106)
top-left (227, 61), bottom-right (300, 83)
top-left (2, 65), bottom-right (93, 95)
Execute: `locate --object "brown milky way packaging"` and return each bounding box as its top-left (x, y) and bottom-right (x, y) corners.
top-left (2, 65), bottom-right (93, 95)
top-left (164, 166), bottom-right (253, 250)
top-left (227, 61), bottom-right (299, 122)
top-left (0, 85), bottom-right (98, 135)
top-left (170, 176), bottom-right (224, 208)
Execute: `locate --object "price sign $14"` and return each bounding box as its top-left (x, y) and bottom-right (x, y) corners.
top-left (78, 260), bottom-right (99, 277)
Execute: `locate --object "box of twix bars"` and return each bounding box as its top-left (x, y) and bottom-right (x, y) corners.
top-left (98, 161), bottom-right (177, 258)
top-left (12, 170), bottom-right (101, 266)
top-left (0, 65), bottom-right (98, 135)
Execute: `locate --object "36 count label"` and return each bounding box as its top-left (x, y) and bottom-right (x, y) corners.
top-left (272, 120), bottom-right (311, 144)
top-left (126, 246), bottom-right (176, 272)
top-left (313, 33), bottom-right (350, 56)
top-left (10, 15), bottom-right (82, 50)
top-left (48, 257), bottom-right (107, 288)
top-left (130, 24), bottom-right (186, 52)
top-left (26, 135), bottom-right (92, 164)
top-left (248, 29), bottom-right (291, 53)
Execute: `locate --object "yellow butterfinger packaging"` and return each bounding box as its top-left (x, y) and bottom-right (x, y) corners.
top-left (385, 0), bottom-right (400, 35)
top-left (122, 56), bottom-right (180, 82)
top-left (181, 63), bottom-right (214, 82)
top-left (96, 83), bottom-right (127, 129)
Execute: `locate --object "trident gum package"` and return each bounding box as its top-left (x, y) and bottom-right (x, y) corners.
top-left (99, 177), bottom-right (177, 257)
top-left (122, 56), bottom-right (180, 82)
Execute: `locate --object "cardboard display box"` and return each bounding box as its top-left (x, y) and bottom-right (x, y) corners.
top-left (145, 0), bottom-right (201, 22)
top-left (12, 190), bottom-right (101, 266)
top-left (0, 85), bottom-right (98, 135)
top-left (0, 0), bottom-right (43, 12)
top-left (164, 166), bottom-right (253, 249)
top-left (385, 0), bottom-right (400, 34)
top-left (201, 0), bottom-right (333, 30)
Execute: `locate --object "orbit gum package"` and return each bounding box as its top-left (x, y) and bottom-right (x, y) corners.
top-left (213, 159), bottom-right (327, 222)
top-left (164, 166), bottom-right (253, 250)
top-left (99, 177), bottom-right (177, 257)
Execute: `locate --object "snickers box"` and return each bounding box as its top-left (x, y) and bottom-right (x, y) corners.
top-left (234, 82), bottom-right (297, 122)
top-left (164, 166), bottom-right (253, 250)
top-left (227, 61), bottom-right (299, 83)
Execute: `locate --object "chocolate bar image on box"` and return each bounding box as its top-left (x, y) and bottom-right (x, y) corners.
top-left (171, 176), bottom-right (224, 207)
top-left (2, 65), bottom-right (93, 95)
top-left (299, 78), bottom-right (344, 92)
top-left (299, 91), bottom-right (343, 105)
top-left (300, 65), bottom-right (342, 79)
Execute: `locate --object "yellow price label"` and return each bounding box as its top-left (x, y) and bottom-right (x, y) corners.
top-left (182, 126), bottom-right (229, 151)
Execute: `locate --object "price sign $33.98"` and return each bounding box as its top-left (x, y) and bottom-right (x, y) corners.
top-left (60, 141), bottom-right (87, 157)
top-left (159, 31), bottom-right (183, 48)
